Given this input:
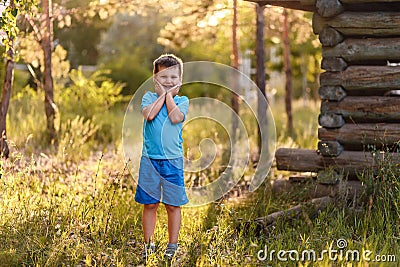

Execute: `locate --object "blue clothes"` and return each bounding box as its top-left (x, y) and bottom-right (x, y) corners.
top-left (135, 156), bottom-right (189, 206)
top-left (141, 92), bottom-right (189, 159)
top-left (135, 91), bottom-right (189, 206)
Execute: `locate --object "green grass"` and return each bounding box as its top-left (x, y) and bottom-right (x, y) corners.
top-left (0, 99), bottom-right (399, 266)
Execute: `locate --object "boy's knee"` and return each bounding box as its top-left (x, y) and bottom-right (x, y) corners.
top-left (165, 204), bottom-right (180, 213)
top-left (144, 203), bottom-right (159, 210)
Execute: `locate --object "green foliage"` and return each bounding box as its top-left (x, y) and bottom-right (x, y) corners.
top-left (2, 92), bottom-right (399, 266)
top-left (97, 12), bottom-right (165, 94)
top-left (54, 0), bottom-right (112, 66)
top-left (0, 0), bottom-right (37, 51)
top-left (58, 68), bottom-right (124, 120)
top-left (1, 152), bottom-right (398, 266)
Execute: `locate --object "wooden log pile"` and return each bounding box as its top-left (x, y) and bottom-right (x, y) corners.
top-left (271, 0), bottom-right (400, 181)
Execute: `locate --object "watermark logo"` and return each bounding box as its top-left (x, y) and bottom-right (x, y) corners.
top-left (122, 61), bottom-right (276, 206)
top-left (257, 239), bottom-right (397, 263)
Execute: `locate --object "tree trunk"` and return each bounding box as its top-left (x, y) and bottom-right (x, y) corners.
top-left (301, 54), bottom-right (308, 106)
top-left (231, 0), bottom-right (239, 143)
top-left (0, 41), bottom-right (13, 158)
top-left (256, 4), bottom-right (268, 160)
top-left (42, 0), bottom-right (57, 144)
top-left (283, 9), bottom-right (293, 135)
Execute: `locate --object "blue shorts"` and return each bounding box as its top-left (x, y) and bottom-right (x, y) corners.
top-left (135, 156), bottom-right (189, 206)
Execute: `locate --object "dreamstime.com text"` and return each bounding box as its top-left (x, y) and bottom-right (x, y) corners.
top-left (257, 239), bottom-right (397, 263)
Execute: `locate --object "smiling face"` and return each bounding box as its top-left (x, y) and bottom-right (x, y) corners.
top-left (155, 65), bottom-right (181, 90)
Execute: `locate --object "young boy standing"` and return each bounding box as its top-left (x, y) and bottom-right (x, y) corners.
top-left (135, 54), bottom-right (189, 260)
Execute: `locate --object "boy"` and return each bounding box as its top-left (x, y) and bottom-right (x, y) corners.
top-left (135, 54), bottom-right (189, 260)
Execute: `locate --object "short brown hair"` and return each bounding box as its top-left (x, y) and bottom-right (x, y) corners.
top-left (153, 54), bottom-right (183, 77)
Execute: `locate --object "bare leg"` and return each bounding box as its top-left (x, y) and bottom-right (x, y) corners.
top-left (164, 204), bottom-right (181, 243)
top-left (142, 203), bottom-right (159, 243)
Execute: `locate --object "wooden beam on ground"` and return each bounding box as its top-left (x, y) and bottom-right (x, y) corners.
top-left (321, 96), bottom-right (400, 122)
top-left (254, 196), bottom-right (333, 226)
top-left (318, 123), bottom-right (400, 148)
top-left (275, 148), bottom-right (400, 176)
top-left (320, 66), bottom-right (400, 90)
top-left (323, 38), bottom-right (400, 61)
top-left (271, 179), bottom-right (364, 199)
top-left (249, 179), bottom-right (365, 229)
top-left (313, 12), bottom-right (400, 36)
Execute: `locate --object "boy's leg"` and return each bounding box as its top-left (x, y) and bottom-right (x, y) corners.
top-left (164, 204), bottom-right (181, 243)
top-left (143, 203), bottom-right (160, 243)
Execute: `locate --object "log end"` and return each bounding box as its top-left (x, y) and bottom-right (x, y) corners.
top-left (319, 27), bottom-right (344, 47)
top-left (321, 57), bottom-right (347, 71)
top-left (316, 0), bottom-right (344, 18)
top-left (319, 86), bottom-right (347, 101)
top-left (317, 169), bottom-right (342, 185)
top-left (318, 113), bottom-right (345, 128)
top-left (318, 140), bottom-right (344, 157)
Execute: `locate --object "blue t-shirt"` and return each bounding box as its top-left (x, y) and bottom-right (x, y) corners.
top-left (141, 92), bottom-right (189, 159)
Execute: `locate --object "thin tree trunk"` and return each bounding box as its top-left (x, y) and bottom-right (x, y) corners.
top-left (313, 56), bottom-right (320, 100)
top-left (231, 0), bottom-right (239, 143)
top-left (301, 54), bottom-right (308, 106)
top-left (283, 9), bottom-right (293, 135)
top-left (256, 4), bottom-right (268, 160)
top-left (0, 40), bottom-right (13, 158)
top-left (0, 0), bottom-right (17, 158)
top-left (42, 0), bottom-right (57, 144)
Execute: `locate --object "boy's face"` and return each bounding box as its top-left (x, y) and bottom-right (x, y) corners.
top-left (155, 65), bottom-right (181, 90)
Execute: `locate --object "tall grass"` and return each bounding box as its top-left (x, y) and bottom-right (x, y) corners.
top-left (0, 97), bottom-right (399, 266)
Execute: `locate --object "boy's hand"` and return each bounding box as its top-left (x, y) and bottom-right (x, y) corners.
top-left (167, 83), bottom-right (181, 97)
top-left (154, 78), bottom-right (166, 96)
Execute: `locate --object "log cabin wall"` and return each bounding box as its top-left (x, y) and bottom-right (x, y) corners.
top-left (249, 0), bottom-right (400, 182)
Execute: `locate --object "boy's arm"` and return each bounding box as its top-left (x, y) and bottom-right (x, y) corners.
top-left (165, 91), bottom-right (185, 124)
top-left (142, 92), bottom-right (166, 121)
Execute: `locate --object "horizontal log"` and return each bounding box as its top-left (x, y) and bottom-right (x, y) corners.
top-left (313, 12), bottom-right (400, 36)
top-left (271, 179), bottom-right (364, 199)
top-left (319, 27), bottom-right (344, 47)
top-left (321, 96), bottom-right (400, 121)
top-left (341, 0), bottom-right (400, 2)
top-left (318, 113), bottom-right (345, 128)
top-left (319, 86), bottom-right (347, 101)
top-left (321, 57), bottom-right (347, 71)
top-left (275, 148), bottom-right (400, 177)
top-left (320, 66), bottom-right (400, 90)
top-left (323, 38), bottom-right (400, 62)
top-left (318, 123), bottom-right (400, 147)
